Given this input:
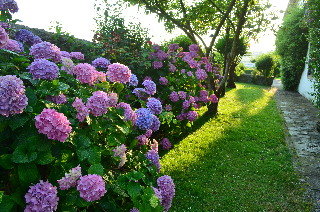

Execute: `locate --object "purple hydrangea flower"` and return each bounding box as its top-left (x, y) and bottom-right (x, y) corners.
top-left (24, 181), bottom-right (59, 212)
top-left (129, 74), bottom-right (138, 87)
top-left (0, 75), bottom-right (28, 117)
top-left (159, 77), bottom-right (168, 85)
top-left (208, 94), bottom-right (219, 103)
top-left (147, 98), bottom-right (162, 115)
top-left (145, 149), bottom-right (161, 172)
top-left (135, 108), bottom-right (153, 130)
top-left (142, 80), bottom-right (156, 95)
top-left (72, 97), bottom-right (89, 122)
top-left (72, 63), bottom-right (100, 85)
top-left (153, 61), bottom-right (163, 69)
top-left (27, 59), bottom-right (59, 80)
top-left (92, 57), bottom-right (111, 69)
top-left (161, 138), bottom-right (172, 150)
top-left (117, 102), bottom-right (137, 123)
top-left (86, 91), bottom-right (111, 117)
top-left (145, 129), bottom-right (153, 138)
top-left (35, 108), bottom-right (72, 142)
top-left (15, 29), bottom-right (42, 46)
top-left (178, 91), bottom-right (187, 100)
top-left (165, 104), bottom-right (172, 111)
top-left (189, 44), bottom-right (200, 52)
top-left (169, 91), bottom-right (179, 102)
top-left (176, 113), bottom-right (187, 121)
top-left (156, 50), bottom-right (168, 61)
top-left (182, 100), bottom-right (190, 110)
top-left (0, 26), bottom-right (8, 48)
top-left (57, 165), bottom-right (82, 190)
top-left (136, 134), bottom-right (149, 145)
top-left (0, 0), bottom-right (18, 13)
top-left (195, 69), bottom-right (208, 81)
top-left (130, 208), bottom-right (140, 212)
top-left (0, 22), bottom-right (10, 30)
top-left (199, 90), bottom-right (208, 98)
top-left (47, 94), bottom-right (67, 104)
top-left (77, 174), bottom-right (106, 202)
top-left (152, 44), bottom-right (161, 51)
top-left (186, 71), bottom-right (194, 77)
top-left (1, 39), bottom-right (23, 52)
top-left (144, 76), bottom-right (152, 81)
top-left (113, 144), bottom-right (127, 168)
top-left (181, 69), bottom-right (186, 74)
top-left (61, 51), bottom-right (71, 58)
top-left (186, 111), bottom-right (198, 122)
top-left (169, 63), bottom-right (176, 72)
top-left (107, 63), bottom-right (132, 83)
top-left (29, 41), bottom-right (62, 62)
top-left (150, 115), bottom-right (160, 131)
top-left (155, 175), bottom-right (175, 211)
top-left (70, 52), bottom-right (84, 60)
top-left (168, 43), bottom-right (180, 51)
top-left (132, 88), bottom-right (148, 100)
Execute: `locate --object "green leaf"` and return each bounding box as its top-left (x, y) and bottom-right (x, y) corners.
top-left (58, 82), bottom-right (70, 91)
top-left (25, 88), bottom-right (37, 107)
top-left (88, 164), bottom-right (104, 175)
top-left (0, 191), bottom-right (3, 204)
top-left (77, 146), bottom-right (101, 164)
top-left (127, 182), bottom-right (141, 198)
top-left (18, 163), bottom-right (40, 187)
top-left (12, 144), bottom-right (37, 163)
top-left (36, 151), bottom-right (54, 165)
top-left (150, 194), bottom-right (159, 208)
top-left (0, 154), bottom-right (13, 169)
top-left (74, 134), bottom-right (91, 148)
top-left (0, 194), bottom-right (15, 211)
top-left (9, 114), bottom-right (30, 130)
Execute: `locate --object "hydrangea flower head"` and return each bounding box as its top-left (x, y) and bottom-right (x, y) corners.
top-left (92, 57), bottom-right (110, 68)
top-left (189, 44), bottom-right (200, 52)
top-left (178, 91), bottom-right (187, 100)
top-left (161, 138), bottom-right (172, 150)
top-left (130, 208), bottom-right (140, 212)
top-left (186, 111), bottom-right (198, 122)
top-left (24, 180), bottom-right (59, 212)
top-left (150, 115), bottom-right (160, 131)
top-left (0, 0), bottom-right (18, 13)
top-left (156, 175), bottom-right (175, 211)
top-left (0, 26), bottom-right (8, 48)
top-left (147, 98), bottom-right (162, 115)
top-left (113, 144), bottom-right (127, 168)
top-left (153, 61), bottom-right (163, 69)
top-left (107, 63), bottom-right (132, 83)
top-left (35, 108), bottom-right (72, 142)
top-left (27, 59), bottom-right (59, 80)
top-left (15, 29), bottom-right (42, 45)
top-left (70, 52), bottom-right (84, 60)
top-left (77, 174), bottom-right (106, 202)
top-left (61, 51), bottom-right (71, 58)
top-left (195, 69), bottom-right (208, 81)
top-left (169, 91), bottom-right (179, 102)
top-left (29, 41), bottom-right (62, 62)
top-left (132, 88), bottom-right (148, 100)
top-left (86, 91), bottom-right (110, 117)
top-left (72, 63), bottom-right (100, 85)
top-left (135, 108), bottom-right (153, 130)
top-left (0, 75), bottom-right (28, 117)
top-left (159, 77), bottom-right (168, 85)
top-left (142, 80), bottom-right (156, 95)
top-left (47, 94), bottom-right (67, 104)
top-left (72, 97), bottom-right (89, 122)
top-left (208, 94), bottom-right (219, 103)
top-left (145, 149), bottom-right (161, 172)
top-left (117, 102), bottom-right (137, 123)
top-left (1, 39), bottom-right (23, 52)
top-left (169, 63), bottom-right (176, 72)
top-left (129, 74), bottom-right (139, 86)
top-left (168, 43), bottom-right (180, 51)
top-left (57, 165), bottom-right (82, 190)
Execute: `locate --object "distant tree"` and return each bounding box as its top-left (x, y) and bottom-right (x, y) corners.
top-left (255, 53), bottom-right (275, 77)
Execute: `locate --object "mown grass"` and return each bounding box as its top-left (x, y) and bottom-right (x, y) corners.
top-left (161, 83), bottom-right (311, 211)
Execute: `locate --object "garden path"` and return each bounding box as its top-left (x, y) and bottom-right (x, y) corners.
top-left (273, 79), bottom-right (320, 211)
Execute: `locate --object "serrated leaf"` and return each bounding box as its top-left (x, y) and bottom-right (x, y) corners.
top-left (9, 114), bottom-right (30, 130)
top-left (18, 163), bottom-right (40, 187)
top-left (0, 191), bottom-right (3, 203)
top-left (88, 164), bottom-right (104, 175)
top-left (0, 154), bottom-right (13, 169)
top-left (25, 88), bottom-right (37, 107)
top-left (36, 151), bottom-right (54, 165)
top-left (0, 194), bottom-right (15, 211)
top-left (74, 134), bottom-right (91, 148)
top-left (12, 144), bottom-right (37, 164)
top-left (127, 182), bottom-right (141, 198)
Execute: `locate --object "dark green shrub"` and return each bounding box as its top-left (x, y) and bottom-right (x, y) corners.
top-left (275, 5), bottom-right (308, 91)
top-left (254, 53), bottom-right (275, 77)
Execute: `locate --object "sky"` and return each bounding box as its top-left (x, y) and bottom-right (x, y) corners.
top-left (14, 0), bottom-right (289, 53)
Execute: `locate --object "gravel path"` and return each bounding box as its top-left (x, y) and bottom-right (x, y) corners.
top-left (273, 79), bottom-right (320, 211)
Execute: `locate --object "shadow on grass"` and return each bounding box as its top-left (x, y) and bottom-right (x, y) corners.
top-left (161, 85), bottom-right (311, 211)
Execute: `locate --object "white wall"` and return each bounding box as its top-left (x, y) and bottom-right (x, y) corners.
top-left (298, 44), bottom-right (315, 100)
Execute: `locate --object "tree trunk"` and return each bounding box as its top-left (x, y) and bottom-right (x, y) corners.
top-left (227, 62), bottom-right (237, 88)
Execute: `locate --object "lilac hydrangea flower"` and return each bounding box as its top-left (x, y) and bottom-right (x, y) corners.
top-left (129, 74), bottom-right (138, 87)
top-left (61, 57), bottom-right (74, 74)
top-left (186, 71), bottom-right (194, 77)
top-left (92, 57), bottom-right (111, 68)
top-left (156, 50), bottom-right (168, 61)
top-left (27, 59), bottom-right (59, 80)
top-left (70, 52), bottom-right (84, 60)
top-left (107, 63), bottom-right (132, 84)
top-left (186, 111), bottom-right (198, 122)
top-left (155, 175), bottom-right (175, 211)
top-left (86, 91), bottom-right (110, 117)
top-left (147, 98), bottom-right (162, 115)
top-left (130, 208), bottom-right (140, 212)
top-left (136, 134), bottom-right (149, 145)
top-left (169, 91), bottom-right (179, 102)
top-left (57, 165), bottom-right (82, 190)
top-left (159, 77), bottom-right (168, 85)
top-left (195, 69), bottom-right (208, 81)
top-left (72, 63), bottom-right (100, 85)
top-left (152, 44), bottom-right (161, 51)
top-left (24, 180), bottom-right (59, 212)
top-left (145, 149), bottom-right (161, 172)
top-left (0, 75), bottom-right (28, 117)
top-left (1, 39), bottom-right (23, 52)
top-left (117, 102), bottom-right (137, 123)
top-left (0, 0), bottom-right (18, 13)
top-left (208, 94), bottom-right (219, 103)
top-left (142, 80), bottom-right (156, 95)
top-left (113, 144), bottom-right (127, 168)
top-left (72, 97), bottom-right (89, 122)
top-left (168, 43), bottom-right (180, 51)
top-left (135, 108), bottom-right (153, 131)
top-left (29, 41), bottom-right (62, 62)
top-left (178, 91), bottom-right (187, 100)
top-left (47, 94), bottom-right (67, 104)
top-left (132, 88), bottom-right (148, 100)
top-left (169, 63), bottom-right (176, 72)
top-left (182, 100), bottom-right (190, 110)
top-left (189, 44), bottom-right (200, 52)
top-left (35, 108), bottom-right (72, 142)
top-left (77, 174), bottom-right (106, 202)
top-left (161, 138), bottom-right (172, 150)
top-left (153, 61), bottom-right (163, 69)
top-left (150, 115), bottom-right (160, 131)
top-left (61, 51), bottom-right (71, 58)
top-left (0, 26), bottom-right (8, 48)
top-left (15, 29), bottom-right (42, 45)
top-left (145, 129), bottom-right (153, 138)
top-left (165, 104), bottom-right (172, 111)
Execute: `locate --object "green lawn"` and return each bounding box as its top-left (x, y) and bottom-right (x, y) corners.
top-left (161, 83), bottom-right (311, 211)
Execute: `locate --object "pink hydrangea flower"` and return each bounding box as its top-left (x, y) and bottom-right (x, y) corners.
top-left (0, 26), bottom-right (9, 48)
top-left (70, 52), bottom-right (84, 60)
top-left (35, 108), bottom-right (72, 142)
top-left (72, 97), bottom-right (89, 122)
top-left (86, 91), bottom-right (115, 117)
top-left (107, 63), bottom-right (132, 83)
top-left (72, 63), bottom-right (101, 85)
top-left (77, 174), bottom-right (106, 202)
top-left (1, 39), bottom-right (23, 52)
